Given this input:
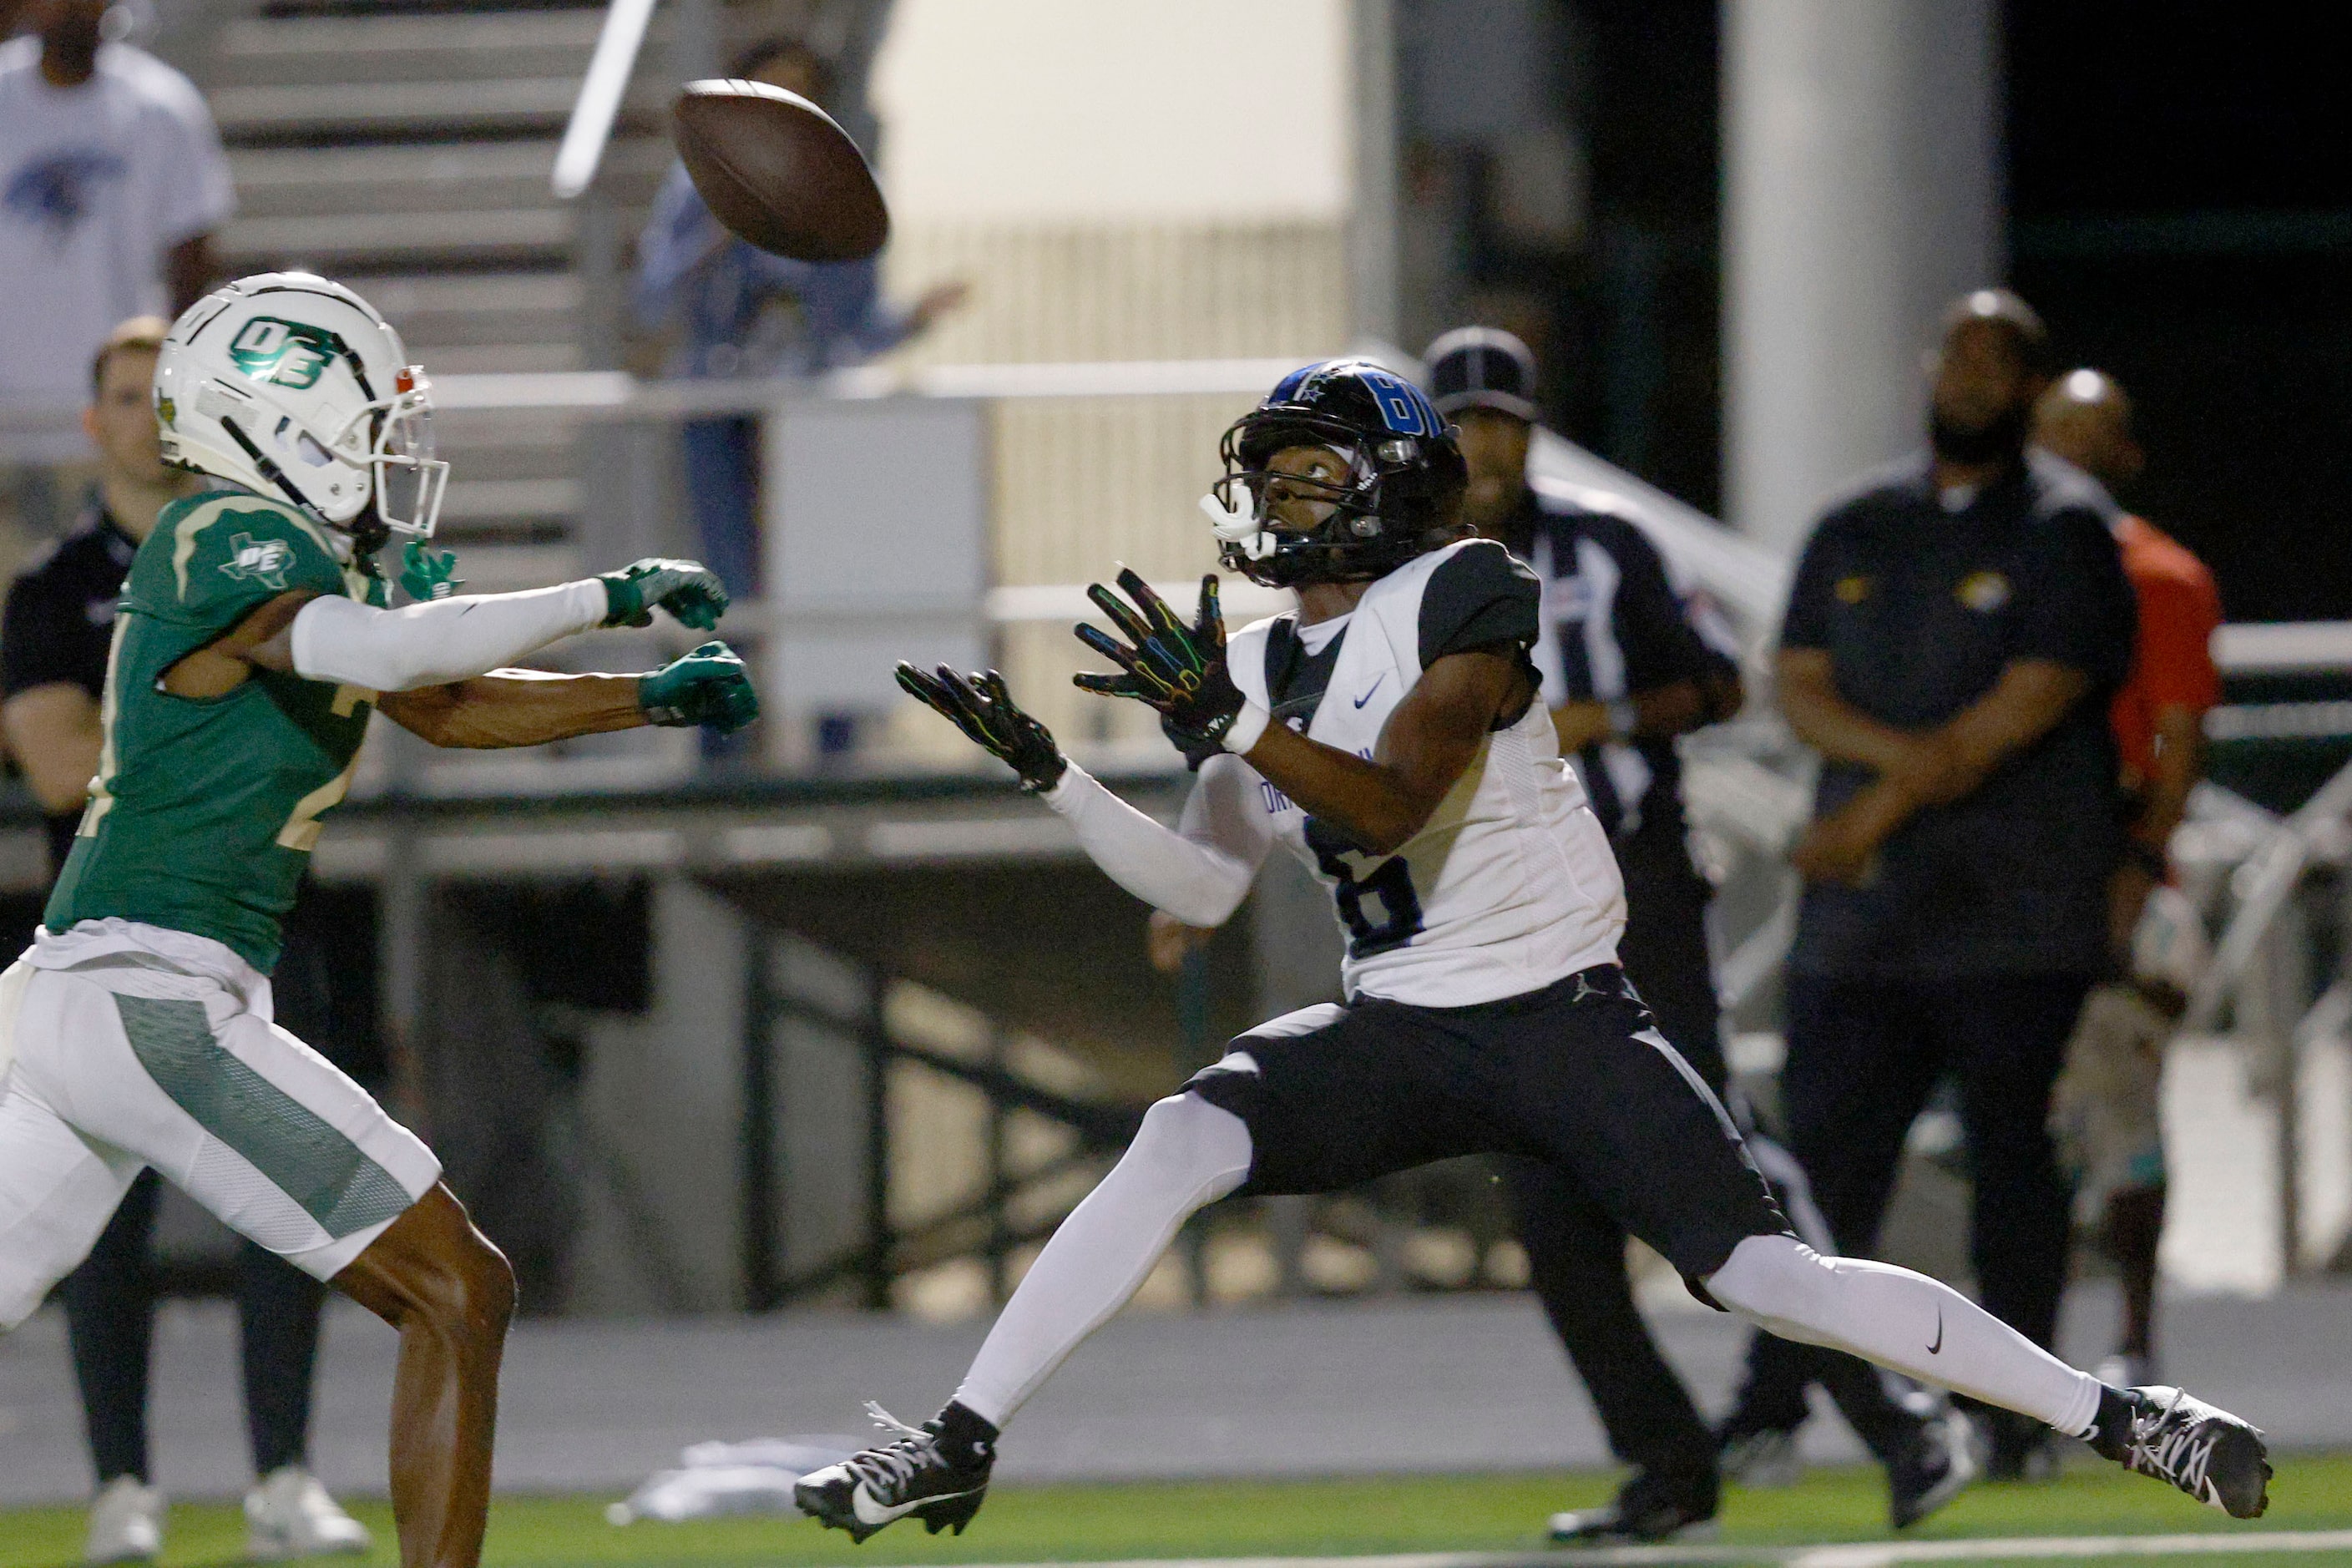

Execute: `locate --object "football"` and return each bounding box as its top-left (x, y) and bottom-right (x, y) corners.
top-left (670, 78), bottom-right (889, 262)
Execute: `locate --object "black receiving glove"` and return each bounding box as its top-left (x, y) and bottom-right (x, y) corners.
top-left (1073, 569), bottom-right (1244, 767)
top-left (896, 664), bottom-right (1067, 792)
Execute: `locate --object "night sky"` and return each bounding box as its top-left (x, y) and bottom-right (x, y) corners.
top-left (2006, 2), bottom-right (2352, 622)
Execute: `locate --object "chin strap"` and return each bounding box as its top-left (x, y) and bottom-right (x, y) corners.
top-left (216, 413), bottom-right (330, 525)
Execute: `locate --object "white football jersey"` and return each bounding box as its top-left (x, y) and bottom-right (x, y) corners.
top-left (1228, 539), bottom-right (1626, 1007)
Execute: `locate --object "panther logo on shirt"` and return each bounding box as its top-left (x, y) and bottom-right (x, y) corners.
top-left (220, 534), bottom-right (294, 590)
top-left (3, 148), bottom-right (128, 245)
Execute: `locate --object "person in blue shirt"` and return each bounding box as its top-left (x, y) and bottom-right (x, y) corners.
top-left (633, 38), bottom-right (968, 598)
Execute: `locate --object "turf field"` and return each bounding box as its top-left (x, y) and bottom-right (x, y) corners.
top-left (3, 1457), bottom-right (2349, 1568)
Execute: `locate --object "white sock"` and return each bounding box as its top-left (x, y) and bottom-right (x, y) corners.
top-left (953, 1093), bottom-right (1252, 1428)
top-left (1706, 1234), bottom-right (2104, 1437)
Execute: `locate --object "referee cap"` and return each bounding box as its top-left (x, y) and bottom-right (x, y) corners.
top-left (1423, 326), bottom-right (1540, 422)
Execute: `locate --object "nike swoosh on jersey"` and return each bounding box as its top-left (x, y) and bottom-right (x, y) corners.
top-left (1353, 674), bottom-right (1386, 708)
top-left (1928, 1310), bottom-right (1944, 1355)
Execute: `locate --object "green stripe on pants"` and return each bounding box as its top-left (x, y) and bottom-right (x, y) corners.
top-left (114, 994), bottom-right (412, 1241)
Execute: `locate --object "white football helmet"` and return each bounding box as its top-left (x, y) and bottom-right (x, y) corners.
top-left (154, 272), bottom-right (448, 539)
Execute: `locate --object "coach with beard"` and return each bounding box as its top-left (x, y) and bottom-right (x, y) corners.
top-left (1755, 290), bottom-right (2135, 1479)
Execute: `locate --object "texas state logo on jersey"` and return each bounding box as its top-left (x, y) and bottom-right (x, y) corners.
top-left (1227, 539), bottom-right (1627, 1008)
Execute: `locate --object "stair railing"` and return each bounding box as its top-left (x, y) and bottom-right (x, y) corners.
top-left (553, 0), bottom-right (660, 200)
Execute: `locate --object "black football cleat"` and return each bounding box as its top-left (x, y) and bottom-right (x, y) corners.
top-left (794, 1401), bottom-right (996, 1544)
top-left (2086, 1385), bottom-right (2271, 1520)
top-left (1888, 1409), bottom-right (1978, 1530)
top-left (1546, 1467), bottom-right (1718, 1545)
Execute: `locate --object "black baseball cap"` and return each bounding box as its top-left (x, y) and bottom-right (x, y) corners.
top-left (1423, 326), bottom-right (1540, 422)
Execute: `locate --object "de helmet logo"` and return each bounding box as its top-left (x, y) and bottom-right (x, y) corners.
top-left (226, 317), bottom-right (344, 392)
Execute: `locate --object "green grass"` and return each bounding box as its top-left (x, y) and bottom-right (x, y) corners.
top-left (4, 1455), bottom-right (2349, 1568)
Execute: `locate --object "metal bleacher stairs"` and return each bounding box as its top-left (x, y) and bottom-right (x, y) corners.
top-left (191, 0), bottom-right (683, 589)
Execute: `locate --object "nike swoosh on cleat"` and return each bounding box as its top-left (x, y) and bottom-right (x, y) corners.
top-left (1353, 675), bottom-right (1385, 708)
top-left (1928, 1309), bottom-right (1943, 1355)
top-left (852, 1485), bottom-right (980, 1526)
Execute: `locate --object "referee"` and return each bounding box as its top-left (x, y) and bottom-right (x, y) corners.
top-left (1, 318), bottom-right (371, 1563)
top-left (1425, 329), bottom-right (1969, 1537)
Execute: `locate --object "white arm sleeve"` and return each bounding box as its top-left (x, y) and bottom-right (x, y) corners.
top-left (1040, 756), bottom-right (1274, 927)
top-left (289, 581), bottom-right (609, 691)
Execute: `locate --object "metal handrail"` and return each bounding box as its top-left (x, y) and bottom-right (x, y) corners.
top-left (2185, 752), bottom-right (2352, 1033)
top-left (552, 0), bottom-right (659, 200)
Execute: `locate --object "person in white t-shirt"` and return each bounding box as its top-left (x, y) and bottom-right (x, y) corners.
top-left (1, 0), bottom-right (232, 489)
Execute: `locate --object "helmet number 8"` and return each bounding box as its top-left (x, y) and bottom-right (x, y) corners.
top-left (1305, 817), bottom-right (1425, 957)
top-left (1358, 368), bottom-right (1431, 437)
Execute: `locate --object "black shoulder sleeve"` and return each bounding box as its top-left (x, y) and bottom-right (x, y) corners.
top-left (1418, 539), bottom-right (1540, 668)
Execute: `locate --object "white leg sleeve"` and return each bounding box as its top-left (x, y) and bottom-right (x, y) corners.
top-left (953, 1093), bottom-right (1252, 1427)
top-left (1705, 1234), bottom-right (2104, 1437)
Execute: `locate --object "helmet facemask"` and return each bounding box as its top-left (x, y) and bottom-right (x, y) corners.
top-left (343, 369), bottom-right (448, 540)
top-left (1207, 412), bottom-right (1429, 588)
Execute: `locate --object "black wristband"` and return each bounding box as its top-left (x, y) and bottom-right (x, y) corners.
top-left (2122, 838), bottom-right (2168, 878)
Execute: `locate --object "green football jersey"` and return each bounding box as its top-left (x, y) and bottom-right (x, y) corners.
top-left (46, 488), bottom-right (388, 972)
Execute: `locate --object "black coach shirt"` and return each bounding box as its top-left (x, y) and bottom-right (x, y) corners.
top-left (1779, 451), bottom-right (2135, 978)
top-left (1, 506), bottom-right (138, 876)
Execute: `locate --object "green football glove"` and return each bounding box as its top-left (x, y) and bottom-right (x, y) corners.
top-left (600, 558), bottom-right (728, 630)
top-left (896, 663), bottom-right (1066, 792)
top-left (398, 540), bottom-right (463, 602)
top-left (1073, 569), bottom-right (1244, 766)
top-left (640, 641), bottom-right (759, 733)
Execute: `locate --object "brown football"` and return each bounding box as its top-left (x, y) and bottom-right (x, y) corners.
top-left (671, 79), bottom-right (888, 262)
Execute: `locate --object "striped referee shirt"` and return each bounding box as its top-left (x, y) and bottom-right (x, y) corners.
top-left (1502, 476), bottom-right (1740, 842)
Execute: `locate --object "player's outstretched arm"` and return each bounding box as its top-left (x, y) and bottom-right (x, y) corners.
top-left (1070, 569), bottom-right (1524, 857)
top-left (898, 661), bottom-right (1267, 925)
top-left (379, 642), bottom-right (758, 749)
top-left (165, 558), bottom-right (730, 703)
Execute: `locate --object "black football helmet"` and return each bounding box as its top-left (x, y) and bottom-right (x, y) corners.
top-left (1206, 358), bottom-right (1469, 588)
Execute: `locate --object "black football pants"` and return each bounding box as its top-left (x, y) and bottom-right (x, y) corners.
top-left (61, 1171), bottom-right (329, 1484)
top-left (1500, 822), bottom-right (1726, 1490)
top-left (1722, 970), bottom-right (2091, 1444)
top-left (1502, 826), bottom-right (1926, 1485)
